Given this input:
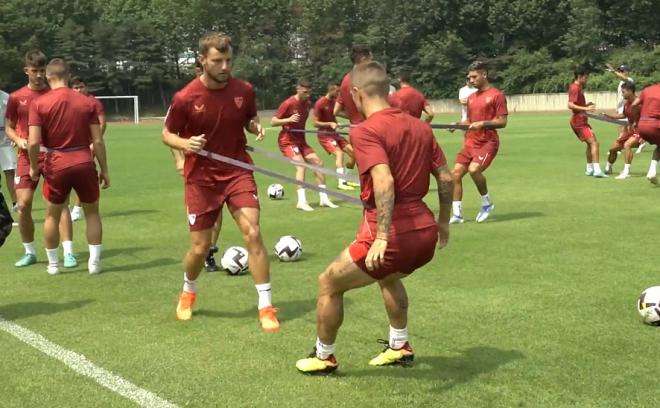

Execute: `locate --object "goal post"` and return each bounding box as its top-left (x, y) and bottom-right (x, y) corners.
top-left (96, 95), bottom-right (139, 124)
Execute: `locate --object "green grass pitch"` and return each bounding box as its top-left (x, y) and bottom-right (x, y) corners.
top-left (0, 113), bottom-right (659, 407)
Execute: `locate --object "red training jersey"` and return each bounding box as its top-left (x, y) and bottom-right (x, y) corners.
top-left (350, 107), bottom-right (447, 232)
top-left (313, 95), bottom-right (337, 132)
top-left (388, 86), bottom-right (428, 118)
top-left (6, 86), bottom-right (49, 160)
top-left (89, 95), bottom-right (105, 117)
top-left (28, 87), bottom-right (98, 173)
top-left (275, 95), bottom-right (310, 145)
top-left (165, 77), bottom-right (258, 184)
top-left (338, 72), bottom-right (365, 124)
top-left (568, 82), bottom-right (589, 127)
top-left (639, 84), bottom-right (660, 120)
top-left (465, 87), bottom-right (508, 145)
top-left (623, 98), bottom-right (640, 131)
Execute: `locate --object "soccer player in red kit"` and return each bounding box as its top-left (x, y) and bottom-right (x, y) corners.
top-left (449, 61), bottom-right (508, 225)
top-left (388, 71), bottom-right (434, 122)
top-left (313, 83), bottom-right (356, 191)
top-left (568, 67), bottom-right (607, 178)
top-left (334, 44), bottom-right (373, 124)
top-left (296, 61), bottom-right (453, 375)
top-left (4, 50), bottom-right (77, 269)
top-left (162, 32), bottom-right (280, 332)
top-left (27, 59), bottom-right (109, 275)
top-left (70, 76), bottom-right (107, 222)
top-left (603, 82), bottom-right (642, 179)
top-left (632, 83), bottom-right (660, 184)
top-left (271, 80), bottom-right (338, 211)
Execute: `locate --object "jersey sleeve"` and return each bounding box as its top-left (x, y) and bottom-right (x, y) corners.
top-left (494, 92), bottom-right (508, 117)
top-left (274, 99), bottom-right (291, 119)
top-left (28, 100), bottom-right (42, 127)
top-left (313, 99), bottom-right (323, 119)
top-left (351, 127), bottom-right (389, 175)
top-left (5, 94), bottom-right (19, 124)
top-left (89, 101), bottom-right (100, 125)
top-left (568, 85), bottom-right (579, 104)
top-left (388, 93), bottom-right (401, 109)
top-left (93, 98), bottom-right (105, 116)
top-left (430, 137), bottom-right (447, 169)
top-left (164, 93), bottom-right (188, 136)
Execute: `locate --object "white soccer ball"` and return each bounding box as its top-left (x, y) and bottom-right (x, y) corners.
top-left (267, 184), bottom-right (284, 200)
top-left (274, 235), bottom-right (302, 262)
top-left (220, 246), bottom-right (249, 275)
top-left (637, 286), bottom-right (660, 326)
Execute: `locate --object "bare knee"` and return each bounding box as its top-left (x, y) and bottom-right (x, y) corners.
top-left (190, 240), bottom-right (212, 258)
top-left (318, 265), bottom-right (341, 296)
top-left (468, 164), bottom-right (482, 176)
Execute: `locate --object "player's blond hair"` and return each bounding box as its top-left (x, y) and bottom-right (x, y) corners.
top-left (350, 61), bottom-right (389, 98)
top-left (199, 32), bottom-right (233, 56)
top-left (46, 58), bottom-right (70, 79)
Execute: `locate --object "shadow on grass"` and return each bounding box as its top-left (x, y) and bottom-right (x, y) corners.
top-left (102, 257), bottom-right (178, 273)
top-left (101, 246), bottom-right (152, 259)
top-left (196, 297), bottom-right (344, 322)
top-left (104, 209), bottom-right (159, 218)
top-left (492, 211), bottom-right (544, 222)
top-left (348, 346), bottom-right (524, 391)
top-left (0, 299), bottom-right (94, 320)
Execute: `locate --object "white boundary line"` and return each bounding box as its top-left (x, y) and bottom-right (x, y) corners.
top-left (0, 315), bottom-right (179, 408)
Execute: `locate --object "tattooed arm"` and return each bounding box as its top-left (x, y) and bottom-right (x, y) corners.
top-left (432, 165), bottom-right (453, 249)
top-left (365, 163), bottom-right (395, 271)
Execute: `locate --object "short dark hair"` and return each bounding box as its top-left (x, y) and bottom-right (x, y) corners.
top-left (46, 58), bottom-right (69, 79)
top-left (574, 66), bottom-right (589, 79)
top-left (70, 76), bottom-right (86, 86)
top-left (398, 70), bottom-right (411, 84)
top-left (199, 32), bottom-right (233, 56)
top-left (351, 60), bottom-right (390, 98)
top-left (24, 50), bottom-right (47, 68)
top-left (327, 83), bottom-right (339, 93)
top-left (297, 79), bottom-right (312, 88)
top-left (468, 61), bottom-right (488, 74)
top-left (350, 44), bottom-right (372, 64)
top-left (194, 59), bottom-right (202, 69)
top-left (621, 81), bottom-right (636, 92)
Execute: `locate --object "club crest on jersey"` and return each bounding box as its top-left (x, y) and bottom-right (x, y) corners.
top-left (19, 100), bottom-right (28, 106)
top-left (193, 104), bottom-right (205, 113)
top-left (234, 97), bottom-right (243, 109)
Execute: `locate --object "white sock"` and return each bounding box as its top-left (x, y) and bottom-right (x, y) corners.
top-left (318, 185), bottom-right (329, 202)
top-left (650, 160), bottom-right (658, 175)
top-left (88, 244), bottom-right (102, 264)
top-left (183, 272), bottom-right (197, 293)
top-left (389, 325), bottom-right (409, 349)
top-left (315, 337), bottom-right (336, 359)
top-left (623, 163), bottom-right (631, 174)
top-left (586, 163), bottom-right (594, 173)
top-left (23, 241), bottom-right (36, 255)
top-left (297, 188), bottom-right (307, 205)
top-left (592, 163), bottom-right (602, 173)
top-left (72, 205), bottom-right (82, 214)
top-left (606, 162), bottom-right (613, 171)
top-left (337, 168), bottom-right (345, 185)
top-left (255, 283), bottom-right (272, 310)
top-left (480, 193), bottom-right (492, 206)
top-left (62, 240), bottom-right (73, 256)
top-left (452, 201), bottom-right (462, 216)
top-left (45, 248), bottom-right (58, 269)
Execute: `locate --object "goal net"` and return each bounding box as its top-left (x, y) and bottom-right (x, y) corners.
top-left (96, 96), bottom-right (139, 124)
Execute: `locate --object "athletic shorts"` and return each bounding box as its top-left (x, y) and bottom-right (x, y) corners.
top-left (570, 124), bottom-right (595, 142)
top-left (638, 120), bottom-right (660, 145)
top-left (348, 208), bottom-right (438, 280)
top-left (43, 162), bottom-right (99, 205)
top-left (318, 134), bottom-right (349, 155)
top-left (278, 141), bottom-right (316, 159)
top-left (455, 139), bottom-right (499, 171)
top-left (0, 146), bottom-right (16, 171)
top-left (615, 130), bottom-right (641, 146)
top-left (185, 173), bottom-right (259, 232)
top-left (14, 157), bottom-right (43, 190)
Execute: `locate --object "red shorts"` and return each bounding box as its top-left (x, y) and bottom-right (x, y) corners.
top-left (278, 141), bottom-right (316, 159)
top-left (570, 124), bottom-right (595, 142)
top-left (43, 162), bottom-right (99, 205)
top-left (455, 140), bottom-right (499, 171)
top-left (318, 134), bottom-right (349, 155)
top-left (14, 156), bottom-right (43, 190)
top-left (184, 173), bottom-right (259, 232)
top-left (638, 120), bottom-right (660, 145)
top-left (348, 207), bottom-right (438, 280)
top-left (615, 130), bottom-right (641, 146)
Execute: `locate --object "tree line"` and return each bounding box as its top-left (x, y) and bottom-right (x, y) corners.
top-left (1, 0), bottom-right (658, 111)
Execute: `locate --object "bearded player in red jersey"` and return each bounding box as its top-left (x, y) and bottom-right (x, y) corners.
top-left (271, 80), bottom-right (338, 211)
top-left (388, 70), bottom-right (434, 123)
top-left (334, 44), bottom-right (373, 124)
top-left (313, 83), bottom-right (357, 191)
top-left (5, 50), bottom-right (77, 269)
top-left (568, 67), bottom-right (607, 178)
top-left (449, 61), bottom-right (508, 225)
top-left (603, 81), bottom-right (642, 179)
top-left (162, 32), bottom-right (280, 332)
top-left (296, 61), bottom-right (453, 375)
top-left (27, 59), bottom-right (109, 275)
top-left (632, 83), bottom-right (660, 184)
